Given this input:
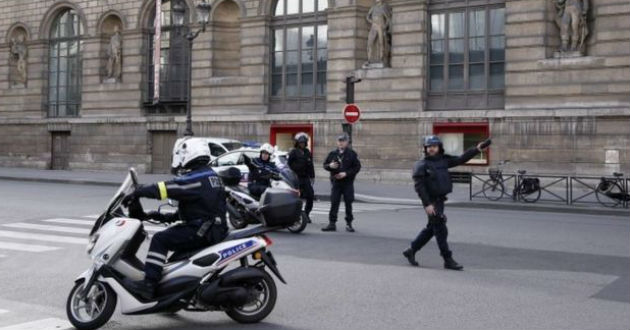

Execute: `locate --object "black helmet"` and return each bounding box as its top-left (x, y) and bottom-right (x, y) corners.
top-left (294, 132), bottom-right (309, 147)
top-left (423, 135), bottom-right (442, 147)
top-left (423, 135), bottom-right (444, 155)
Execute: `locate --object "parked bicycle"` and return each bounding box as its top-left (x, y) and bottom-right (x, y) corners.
top-left (595, 172), bottom-right (630, 208)
top-left (512, 170), bottom-right (541, 203)
top-left (482, 161), bottom-right (508, 201)
top-left (481, 161), bottom-right (541, 203)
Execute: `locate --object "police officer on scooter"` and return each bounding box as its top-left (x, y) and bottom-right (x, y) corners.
top-left (288, 133), bottom-right (316, 221)
top-left (123, 138), bottom-right (228, 299)
top-left (246, 143), bottom-right (280, 200)
top-left (403, 135), bottom-right (490, 270)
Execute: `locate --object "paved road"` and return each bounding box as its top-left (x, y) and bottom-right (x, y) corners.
top-left (0, 180), bottom-right (628, 330)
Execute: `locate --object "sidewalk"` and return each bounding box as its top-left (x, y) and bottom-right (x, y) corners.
top-left (0, 167), bottom-right (627, 216)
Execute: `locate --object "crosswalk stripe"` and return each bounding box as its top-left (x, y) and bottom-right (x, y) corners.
top-left (2, 223), bottom-right (89, 235)
top-left (0, 309), bottom-right (7, 314)
top-left (84, 214), bottom-right (100, 219)
top-left (0, 230), bottom-right (87, 245)
top-left (0, 242), bottom-right (60, 252)
top-left (41, 218), bottom-right (164, 232)
top-left (0, 318), bottom-right (72, 330)
top-left (42, 218), bottom-right (93, 226)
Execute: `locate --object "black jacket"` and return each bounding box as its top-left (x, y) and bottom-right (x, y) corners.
top-left (323, 148), bottom-right (361, 183)
top-left (288, 148), bottom-right (315, 179)
top-left (247, 157), bottom-right (279, 187)
top-left (412, 147), bottom-right (480, 206)
top-left (134, 166), bottom-right (227, 224)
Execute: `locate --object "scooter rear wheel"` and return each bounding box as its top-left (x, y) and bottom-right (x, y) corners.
top-left (286, 211), bottom-right (308, 234)
top-left (66, 280), bottom-right (117, 330)
top-left (225, 271), bottom-right (277, 323)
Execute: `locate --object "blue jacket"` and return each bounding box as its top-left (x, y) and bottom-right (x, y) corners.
top-left (135, 166), bottom-right (227, 224)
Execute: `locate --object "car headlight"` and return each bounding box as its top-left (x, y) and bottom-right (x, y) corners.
top-left (86, 234), bottom-right (99, 254)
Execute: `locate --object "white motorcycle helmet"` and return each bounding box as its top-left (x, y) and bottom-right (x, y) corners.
top-left (260, 143), bottom-right (274, 156)
top-left (171, 137), bottom-right (212, 174)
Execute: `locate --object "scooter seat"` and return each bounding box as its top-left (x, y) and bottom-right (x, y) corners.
top-left (223, 224), bottom-right (282, 242)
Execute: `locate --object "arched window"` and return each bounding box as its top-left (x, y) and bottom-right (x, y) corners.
top-left (48, 9), bottom-right (82, 117)
top-left (145, 0), bottom-right (190, 115)
top-left (270, 0), bottom-right (328, 113)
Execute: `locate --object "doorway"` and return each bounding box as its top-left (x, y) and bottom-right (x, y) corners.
top-left (151, 131), bottom-right (178, 174)
top-left (51, 132), bottom-right (71, 170)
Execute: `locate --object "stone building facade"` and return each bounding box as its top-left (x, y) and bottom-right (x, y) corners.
top-left (0, 0), bottom-right (628, 181)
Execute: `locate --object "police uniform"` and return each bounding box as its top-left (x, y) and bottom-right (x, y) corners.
top-left (323, 147), bottom-right (361, 225)
top-left (288, 147), bottom-right (315, 216)
top-left (132, 166), bottom-right (227, 284)
top-left (409, 146), bottom-right (479, 266)
top-left (247, 157), bottom-right (279, 199)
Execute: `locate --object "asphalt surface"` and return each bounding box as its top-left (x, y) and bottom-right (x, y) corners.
top-left (0, 179), bottom-right (628, 330)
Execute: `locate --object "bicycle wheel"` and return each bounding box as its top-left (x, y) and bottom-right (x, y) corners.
top-left (520, 186), bottom-right (541, 203)
top-left (596, 181), bottom-right (623, 208)
top-left (482, 179), bottom-right (505, 201)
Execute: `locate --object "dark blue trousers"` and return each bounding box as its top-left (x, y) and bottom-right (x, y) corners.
top-left (329, 181), bottom-right (354, 224)
top-left (410, 199), bottom-right (452, 258)
top-left (144, 224), bottom-right (207, 283)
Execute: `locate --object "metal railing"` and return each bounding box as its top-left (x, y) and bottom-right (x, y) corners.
top-left (469, 172), bottom-right (629, 209)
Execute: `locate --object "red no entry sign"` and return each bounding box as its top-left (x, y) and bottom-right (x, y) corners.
top-left (343, 104), bottom-right (361, 124)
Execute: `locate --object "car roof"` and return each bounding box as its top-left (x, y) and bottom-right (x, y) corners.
top-left (217, 148), bottom-right (287, 157)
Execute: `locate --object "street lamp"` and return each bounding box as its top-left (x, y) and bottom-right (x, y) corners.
top-left (172, 0), bottom-right (211, 137)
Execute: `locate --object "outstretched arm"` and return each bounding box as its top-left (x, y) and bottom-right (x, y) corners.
top-left (446, 147), bottom-right (480, 168)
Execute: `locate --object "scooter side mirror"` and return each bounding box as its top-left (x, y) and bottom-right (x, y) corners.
top-left (168, 199), bottom-right (178, 208)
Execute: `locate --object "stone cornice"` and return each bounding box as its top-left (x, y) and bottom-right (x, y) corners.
top-left (1, 107), bottom-right (629, 126)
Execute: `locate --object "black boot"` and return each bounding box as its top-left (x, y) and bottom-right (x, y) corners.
top-left (444, 257), bottom-right (463, 271)
top-left (321, 223), bottom-right (336, 232)
top-left (402, 248), bottom-right (419, 267)
top-left (125, 279), bottom-right (156, 300)
top-left (345, 223), bottom-right (355, 232)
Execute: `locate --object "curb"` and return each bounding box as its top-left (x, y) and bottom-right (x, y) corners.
top-left (0, 175), bottom-right (120, 187)
top-left (3, 175), bottom-right (627, 217)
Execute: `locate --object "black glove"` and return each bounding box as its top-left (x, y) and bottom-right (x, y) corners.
top-left (146, 211), bottom-right (175, 223)
top-left (127, 199), bottom-right (147, 220)
top-left (271, 173), bottom-right (281, 181)
top-left (243, 154), bottom-right (254, 168)
top-left (122, 191), bottom-right (140, 208)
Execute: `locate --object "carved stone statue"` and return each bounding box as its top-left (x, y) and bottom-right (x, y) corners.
top-left (554, 0), bottom-right (589, 56)
top-left (9, 34), bottom-right (28, 86)
top-left (365, 0), bottom-right (392, 67)
top-left (105, 25), bottom-right (122, 82)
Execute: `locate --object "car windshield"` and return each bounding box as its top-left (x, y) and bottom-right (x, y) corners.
top-left (223, 142), bottom-right (243, 151)
top-left (89, 169), bottom-right (137, 236)
top-left (216, 152), bottom-right (242, 167)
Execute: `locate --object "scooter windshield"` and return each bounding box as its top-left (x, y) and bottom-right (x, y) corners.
top-left (89, 168), bottom-right (138, 236)
top-left (275, 156), bottom-right (299, 190)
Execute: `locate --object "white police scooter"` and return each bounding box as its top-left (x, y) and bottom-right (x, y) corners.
top-left (66, 168), bottom-right (301, 330)
top-left (224, 155), bottom-right (308, 234)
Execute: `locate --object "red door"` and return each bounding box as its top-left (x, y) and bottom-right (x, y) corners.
top-left (270, 124), bottom-right (314, 152)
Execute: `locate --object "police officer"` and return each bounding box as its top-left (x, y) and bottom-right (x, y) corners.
top-left (123, 138), bottom-right (228, 299)
top-left (246, 143), bottom-right (280, 199)
top-left (288, 133), bottom-right (315, 221)
top-left (322, 133), bottom-right (361, 232)
top-left (403, 135), bottom-right (490, 270)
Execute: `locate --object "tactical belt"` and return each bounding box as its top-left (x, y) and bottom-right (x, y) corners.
top-left (196, 216), bottom-right (225, 238)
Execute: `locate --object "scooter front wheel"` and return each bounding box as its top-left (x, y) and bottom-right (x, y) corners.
top-left (66, 280), bottom-right (117, 330)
